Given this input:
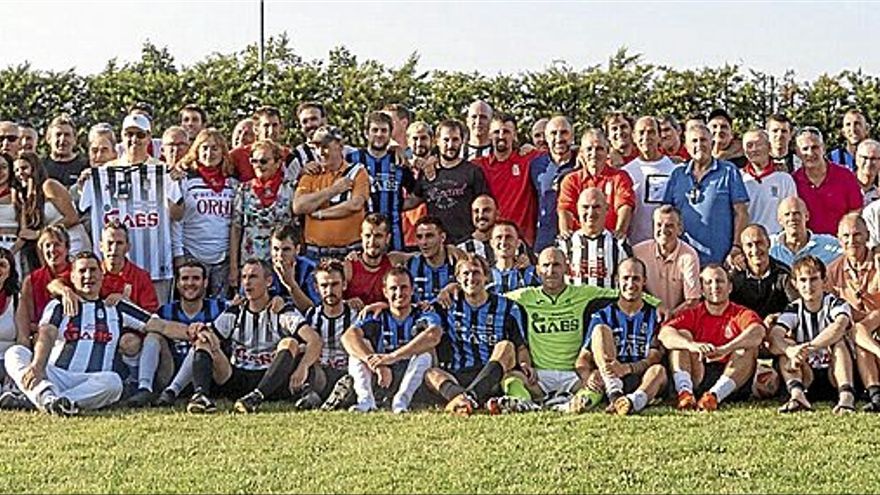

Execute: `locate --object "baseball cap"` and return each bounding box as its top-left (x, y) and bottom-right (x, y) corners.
top-left (311, 125), bottom-right (344, 145)
top-left (707, 108), bottom-right (733, 125)
top-left (122, 114), bottom-right (151, 133)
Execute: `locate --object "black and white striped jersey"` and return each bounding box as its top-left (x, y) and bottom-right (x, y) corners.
top-left (40, 298), bottom-right (152, 373)
top-left (304, 304), bottom-right (356, 369)
top-left (212, 303), bottom-right (308, 371)
top-left (776, 294), bottom-right (851, 369)
top-left (558, 229), bottom-right (631, 287)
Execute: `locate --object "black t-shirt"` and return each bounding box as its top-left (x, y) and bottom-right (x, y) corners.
top-left (44, 154), bottom-right (88, 187)
top-left (730, 257), bottom-right (796, 318)
top-left (414, 161), bottom-right (488, 244)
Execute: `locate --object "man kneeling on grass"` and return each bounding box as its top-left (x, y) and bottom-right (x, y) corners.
top-left (767, 255), bottom-right (855, 413)
top-left (341, 267), bottom-right (442, 412)
top-left (424, 254), bottom-right (528, 416)
top-left (659, 264), bottom-right (766, 411)
top-left (575, 258), bottom-right (666, 415)
top-left (186, 259), bottom-right (323, 414)
top-left (3, 252), bottom-right (193, 415)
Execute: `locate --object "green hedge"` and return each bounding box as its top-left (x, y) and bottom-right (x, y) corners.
top-left (1, 35), bottom-right (876, 151)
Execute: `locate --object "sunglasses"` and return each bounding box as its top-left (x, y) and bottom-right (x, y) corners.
top-left (249, 157), bottom-right (271, 165)
top-left (0, 135), bottom-right (19, 143)
top-left (124, 130), bottom-right (147, 140)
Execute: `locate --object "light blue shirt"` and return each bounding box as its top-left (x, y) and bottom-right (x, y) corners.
top-left (769, 230), bottom-right (843, 268)
top-left (663, 159), bottom-right (749, 265)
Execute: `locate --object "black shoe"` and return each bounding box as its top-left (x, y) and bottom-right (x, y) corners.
top-left (154, 389), bottom-right (177, 407)
top-left (863, 400), bottom-right (880, 413)
top-left (320, 374), bottom-right (355, 411)
top-left (125, 388), bottom-right (155, 408)
top-left (234, 390), bottom-right (264, 414)
top-left (45, 396), bottom-right (78, 416)
top-left (0, 391), bottom-right (35, 411)
top-left (293, 390), bottom-right (322, 411)
top-left (186, 393), bottom-right (217, 414)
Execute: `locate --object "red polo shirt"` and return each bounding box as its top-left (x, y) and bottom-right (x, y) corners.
top-left (665, 301), bottom-right (763, 362)
top-left (557, 165), bottom-right (635, 233)
top-left (101, 260), bottom-right (159, 312)
top-left (474, 149), bottom-right (541, 245)
top-left (29, 264), bottom-right (71, 323)
top-left (793, 161), bottom-right (863, 235)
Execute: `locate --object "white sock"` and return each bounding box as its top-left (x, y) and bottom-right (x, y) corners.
top-left (347, 357), bottom-right (376, 410)
top-left (167, 351), bottom-right (194, 395)
top-left (137, 336), bottom-right (162, 392)
top-left (392, 353), bottom-right (432, 412)
top-left (709, 375), bottom-right (737, 403)
top-left (628, 390), bottom-right (649, 412)
top-left (673, 371), bottom-right (693, 393)
top-left (602, 375), bottom-right (624, 397)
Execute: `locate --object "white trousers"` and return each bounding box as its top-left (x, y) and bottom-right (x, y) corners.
top-left (4, 345), bottom-right (123, 411)
top-left (348, 352), bottom-right (432, 412)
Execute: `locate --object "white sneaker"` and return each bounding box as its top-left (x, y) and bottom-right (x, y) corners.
top-left (348, 401), bottom-right (377, 413)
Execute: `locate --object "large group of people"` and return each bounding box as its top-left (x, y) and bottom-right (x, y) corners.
top-left (2, 98), bottom-right (880, 418)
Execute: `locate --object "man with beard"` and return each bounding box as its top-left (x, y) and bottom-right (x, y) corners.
top-left (531, 116), bottom-right (578, 251)
top-left (236, 260), bottom-right (358, 413)
top-left (623, 116), bottom-right (680, 244)
top-left (605, 111), bottom-right (639, 167)
top-left (342, 267), bottom-right (442, 412)
top-left (269, 225), bottom-right (320, 312)
top-left (828, 108), bottom-right (869, 171)
top-left (347, 111), bottom-right (419, 252)
top-left (411, 120), bottom-right (488, 244)
top-left (152, 259), bottom-right (228, 407)
top-left (382, 104), bottom-right (411, 151)
top-left (344, 214), bottom-right (410, 310)
top-left (558, 128), bottom-right (635, 240)
top-left (473, 113), bottom-right (540, 246)
top-left (458, 194), bottom-right (499, 262)
top-left (766, 113), bottom-right (801, 172)
top-left (464, 100), bottom-right (493, 160)
top-left (531, 118), bottom-right (549, 152)
top-left (740, 130), bottom-right (796, 234)
top-left (660, 265), bottom-right (766, 411)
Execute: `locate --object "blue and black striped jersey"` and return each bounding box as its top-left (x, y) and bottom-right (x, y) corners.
top-left (157, 298), bottom-right (227, 360)
top-left (583, 298), bottom-right (660, 363)
top-left (436, 293), bottom-right (526, 372)
top-left (354, 305), bottom-right (441, 354)
top-left (268, 256), bottom-right (320, 305)
top-left (348, 149), bottom-right (417, 251)
top-left (489, 266), bottom-right (540, 294)
top-left (407, 252), bottom-right (455, 303)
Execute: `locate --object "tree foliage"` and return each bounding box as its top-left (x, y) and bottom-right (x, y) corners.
top-left (0, 36), bottom-right (874, 151)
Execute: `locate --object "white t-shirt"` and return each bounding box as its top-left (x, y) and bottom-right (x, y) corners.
top-left (741, 169), bottom-right (797, 234)
top-left (622, 156), bottom-right (679, 244)
top-left (174, 173), bottom-right (238, 264)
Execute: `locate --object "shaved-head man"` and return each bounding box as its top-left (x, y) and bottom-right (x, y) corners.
top-left (464, 100), bottom-right (494, 160)
top-left (770, 196), bottom-right (842, 268)
top-left (741, 129), bottom-right (797, 234)
top-left (531, 116), bottom-right (578, 251)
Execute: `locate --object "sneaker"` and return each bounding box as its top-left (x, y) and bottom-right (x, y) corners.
top-left (234, 390), bottom-right (264, 414)
top-left (612, 396), bottom-right (634, 416)
top-left (863, 400), bottom-right (880, 413)
top-left (292, 391), bottom-right (322, 411)
top-left (45, 396), bottom-right (78, 417)
top-left (486, 395), bottom-right (541, 415)
top-left (154, 389), bottom-right (178, 407)
top-left (348, 402), bottom-right (377, 413)
top-left (697, 392), bottom-right (718, 412)
top-left (320, 374), bottom-right (355, 411)
top-left (567, 389), bottom-right (603, 414)
top-left (445, 393), bottom-right (478, 416)
top-left (0, 391), bottom-right (35, 411)
top-left (676, 391), bottom-right (697, 411)
top-left (187, 393), bottom-right (217, 414)
top-left (125, 388), bottom-right (155, 409)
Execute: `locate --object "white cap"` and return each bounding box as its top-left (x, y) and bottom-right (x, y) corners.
top-left (122, 114), bottom-right (151, 133)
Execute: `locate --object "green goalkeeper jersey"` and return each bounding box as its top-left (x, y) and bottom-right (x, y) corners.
top-left (506, 285), bottom-right (660, 371)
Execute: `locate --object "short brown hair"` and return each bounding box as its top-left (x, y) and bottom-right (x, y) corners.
top-left (792, 255), bottom-right (827, 280)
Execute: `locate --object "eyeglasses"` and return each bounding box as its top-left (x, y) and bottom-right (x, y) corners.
top-left (249, 157), bottom-right (271, 165)
top-left (0, 135), bottom-right (19, 143)
top-left (124, 131), bottom-right (147, 140)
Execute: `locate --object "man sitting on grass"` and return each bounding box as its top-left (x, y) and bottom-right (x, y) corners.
top-left (767, 255), bottom-right (855, 413)
top-left (575, 257), bottom-right (667, 415)
top-left (659, 264), bottom-right (766, 412)
top-left (341, 267), bottom-right (442, 412)
top-left (186, 259), bottom-right (322, 414)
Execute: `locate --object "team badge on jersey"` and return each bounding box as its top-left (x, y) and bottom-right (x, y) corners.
top-left (512, 164), bottom-right (521, 177)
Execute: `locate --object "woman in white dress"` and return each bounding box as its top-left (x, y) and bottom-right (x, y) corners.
top-left (0, 247), bottom-right (20, 391)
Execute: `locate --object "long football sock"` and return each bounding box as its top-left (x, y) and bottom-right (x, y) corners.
top-left (256, 350), bottom-right (294, 397)
top-left (137, 335), bottom-right (161, 392)
top-left (709, 375), bottom-right (737, 403)
top-left (191, 349), bottom-right (214, 396)
top-left (502, 377), bottom-right (531, 400)
top-left (673, 371), bottom-right (693, 394)
top-left (438, 380), bottom-right (466, 401)
top-left (628, 390), bottom-right (649, 412)
top-left (168, 351), bottom-right (194, 395)
top-left (602, 375), bottom-right (624, 400)
top-left (465, 361), bottom-right (504, 403)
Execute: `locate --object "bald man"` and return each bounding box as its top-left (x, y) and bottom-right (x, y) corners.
top-left (557, 188), bottom-right (631, 288)
top-left (771, 196), bottom-right (842, 268)
top-left (464, 100), bottom-right (493, 160)
top-left (741, 130), bottom-right (797, 234)
top-left (531, 116), bottom-right (578, 251)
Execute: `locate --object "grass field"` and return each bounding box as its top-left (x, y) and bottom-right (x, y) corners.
top-left (2, 401), bottom-right (880, 494)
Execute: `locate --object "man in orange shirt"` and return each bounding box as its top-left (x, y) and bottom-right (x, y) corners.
top-left (659, 265), bottom-right (766, 411)
top-left (293, 126), bottom-right (369, 260)
top-left (557, 128), bottom-right (635, 239)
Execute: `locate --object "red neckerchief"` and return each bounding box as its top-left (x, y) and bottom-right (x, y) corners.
top-left (744, 161), bottom-right (776, 182)
top-left (197, 164), bottom-right (227, 193)
top-left (251, 169), bottom-right (284, 208)
top-left (0, 291), bottom-right (8, 314)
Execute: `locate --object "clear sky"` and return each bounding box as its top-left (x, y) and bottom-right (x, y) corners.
top-left (6, 1), bottom-right (879, 81)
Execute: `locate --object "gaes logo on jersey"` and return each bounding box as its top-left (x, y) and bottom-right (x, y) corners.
top-left (103, 207), bottom-right (160, 229)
